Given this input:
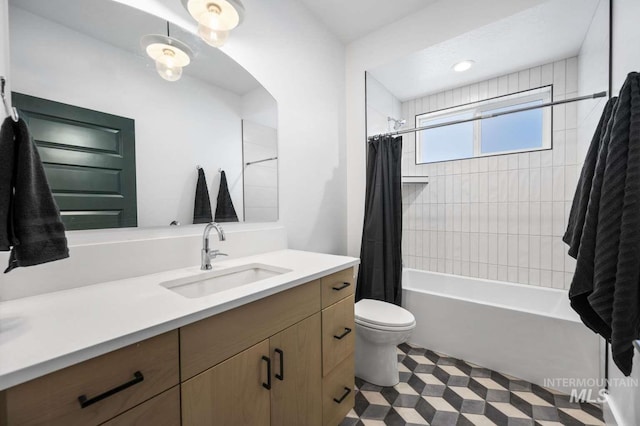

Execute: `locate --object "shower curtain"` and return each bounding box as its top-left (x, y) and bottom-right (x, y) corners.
top-left (356, 135), bottom-right (403, 305)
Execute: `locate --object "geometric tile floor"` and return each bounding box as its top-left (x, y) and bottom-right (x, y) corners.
top-left (340, 343), bottom-right (604, 426)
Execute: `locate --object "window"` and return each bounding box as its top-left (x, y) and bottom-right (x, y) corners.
top-left (416, 86), bottom-right (552, 164)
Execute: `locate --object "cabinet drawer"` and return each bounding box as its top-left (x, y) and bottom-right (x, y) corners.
top-left (180, 280), bottom-right (321, 379)
top-left (322, 295), bottom-right (355, 376)
top-left (101, 386), bottom-right (180, 426)
top-left (322, 355), bottom-right (354, 426)
top-left (321, 268), bottom-right (355, 309)
top-left (4, 331), bottom-right (179, 426)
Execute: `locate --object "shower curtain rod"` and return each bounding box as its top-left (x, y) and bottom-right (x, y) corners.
top-left (367, 90), bottom-right (607, 141)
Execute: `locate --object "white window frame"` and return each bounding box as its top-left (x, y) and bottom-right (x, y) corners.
top-left (415, 85), bottom-right (552, 164)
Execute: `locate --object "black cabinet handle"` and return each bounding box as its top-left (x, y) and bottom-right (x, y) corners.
top-left (333, 327), bottom-right (352, 340)
top-left (332, 282), bottom-right (351, 291)
top-left (275, 348), bottom-right (284, 381)
top-left (333, 387), bottom-right (351, 404)
top-left (78, 371), bottom-right (144, 409)
top-left (262, 356), bottom-right (272, 390)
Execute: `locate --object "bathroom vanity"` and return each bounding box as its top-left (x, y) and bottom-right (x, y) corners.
top-left (0, 250), bottom-right (358, 426)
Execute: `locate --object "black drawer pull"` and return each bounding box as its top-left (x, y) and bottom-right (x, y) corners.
top-left (275, 348), bottom-right (284, 381)
top-left (333, 387), bottom-right (351, 404)
top-left (332, 282), bottom-right (351, 291)
top-left (333, 327), bottom-right (352, 340)
top-left (78, 371), bottom-right (144, 409)
top-left (262, 356), bottom-right (272, 390)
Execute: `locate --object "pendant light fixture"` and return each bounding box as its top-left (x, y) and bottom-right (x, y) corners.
top-left (181, 0), bottom-right (245, 48)
top-left (141, 22), bottom-right (193, 82)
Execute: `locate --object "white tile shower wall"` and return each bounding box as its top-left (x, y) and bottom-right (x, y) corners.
top-left (401, 58), bottom-right (581, 289)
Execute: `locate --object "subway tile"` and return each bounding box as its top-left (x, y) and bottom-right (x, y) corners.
top-left (541, 63), bottom-right (553, 86)
top-left (553, 130), bottom-right (566, 166)
top-left (565, 272), bottom-right (574, 290)
top-left (461, 159), bottom-right (470, 174)
top-left (438, 177), bottom-right (446, 203)
top-left (453, 232), bottom-right (461, 260)
top-left (461, 261), bottom-right (470, 276)
top-left (519, 169), bottom-right (530, 201)
top-left (540, 202), bottom-right (553, 236)
top-left (430, 229), bottom-right (438, 258)
top-left (470, 203), bottom-right (480, 232)
top-left (552, 271), bottom-right (565, 289)
top-left (508, 234), bottom-right (518, 267)
top-left (518, 152), bottom-right (529, 169)
top-left (438, 259), bottom-right (446, 272)
top-left (508, 203), bottom-right (518, 234)
top-left (530, 66), bottom-right (541, 87)
top-left (461, 174), bottom-right (470, 202)
top-left (540, 269), bottom-right (552, 287)
top-left (529, 151), bottom-right (541, 168)
top-left (453, 261), bottom-right (461, 275)
top-left (438, 231), bottom-right (446, 257)
top-left (461, 232), bottom-right (470, 262)
top-left (438, 205), bottom-right (446, 231)
top-left (469, 158), bottom-right (479, 173)
top-left (541, 167), bottom-right (553, 202)
top-left (508, 155), bottom-right (520, 170)
top-left (498, 234), bottom-right (508, 266)
top-left (470, 173), bottom-right (480, 203)
top-left (518, 267), bottom-right (529, 284)
top-left (415, 231), bottom-right (423, 257)
top-left (565, 165), bottom-right (577, 201)
top-left (453, 204), bottom-right (462, 232)
top-left (518, 203), bottom-right (530, 235)
top-left (470, 233), bottom-right (479, 263)
top-left (540, 236), bottom-right (552, 270)
top-left (566, 57), bottom-right (578, 92)
top-left (488, 172), bottom-right (498, 202)
top-left (479, 263), bottom-right (489, 279)
top-left (565, 251), bottom-right (576, 274)
top-left (508, 266), bottom-right (519, 283)
top-left (554, 104), bottom-right (566, 132)
top-left (498, 265), bottom-right (508, 281)
top-left (478, 157), bottom-right (489, 172)
top-left (530, 202), bottom-right (541, 235)
top-left (488, 156), bottom-right (498, 171)
top-left (484, 202), bottom-right (494, 234)
top-left (519, 70), bottom-right (530, 91)
top-left (508, 170), bottom-right (519, 201)
top-left (540, 150), bottom-right (553, 167)
top-left (529, 168), bottom-right (541, 202)
top-left (453, 161), bottom-right (462, 175)
top-left (453, 175), bottom-right (462, 203)
top-left (519, 235), bottom-right (529, 268)
top-left (488, 264), bottom-right (498, 280)
top-left (446, 204), bottom-right (454, 232)
top-left (461, 204), bottom-right (470, 232)
top-left (497, 203), bottom-right (508, 234)
top-left (423, 230), bottom-right (430, 259)
top-left (552, 201), bottom-right (566, 236)
top-left (498, 75), bottom-right (509, 96)
top-left (566, 129), bottom-right (577, 165)
top-left (552, 239), bottom-right (565, 272)
top-left (508, 72), bottom-right (519, 93)
top-left (553, 60), bottom-right (566, 95)
top-left (529, 268), bottom-right (541, 286)
top-left (446, 260), bottom-right (454, 274)
top-left (498, 171), bottom-right (509, 202)
top-left (529, 235), bottom-right (541, 269)
top-left (485, 233), bottom-right (495, 265)
top-left (470, 262), bottom-right (479, 277)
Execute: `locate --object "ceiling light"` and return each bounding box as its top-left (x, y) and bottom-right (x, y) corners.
top-left (141, 28), bottom-right (193, 82)
top-left (182, 0), bottom-right (245, 47)
top-left (453, 60), bottom-right (475, 72)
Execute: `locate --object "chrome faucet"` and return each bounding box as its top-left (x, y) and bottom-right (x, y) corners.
top-left (201, 222), bottom-right (227, 270)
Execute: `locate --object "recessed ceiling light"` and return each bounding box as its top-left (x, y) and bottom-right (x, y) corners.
top-left (453, 60), bottom-right (475, 72)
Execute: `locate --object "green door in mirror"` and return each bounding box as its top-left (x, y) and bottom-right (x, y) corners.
top-left (11, 93), bottom-right (137, 230)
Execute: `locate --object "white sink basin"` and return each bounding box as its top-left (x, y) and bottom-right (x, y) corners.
top-left (161, 263), bottom-right (291, 299)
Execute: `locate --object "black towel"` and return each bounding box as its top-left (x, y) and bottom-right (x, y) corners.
top-left (214, 170), bottom-right (238, 222)
top-left (565, 72), bottom-right (640, 376)
top-left (0, 117), bottom-right (69, 273)
top-left (193, 168), bottom-right (213, 224)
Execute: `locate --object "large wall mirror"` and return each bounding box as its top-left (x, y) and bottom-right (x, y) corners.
top-left (366, 0), bottom-right (610, 171)
top-left (8, 0), bottom-right (278, 230)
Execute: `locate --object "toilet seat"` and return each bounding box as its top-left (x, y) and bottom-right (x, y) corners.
top-left (355, 299), bottom-right (416, 332)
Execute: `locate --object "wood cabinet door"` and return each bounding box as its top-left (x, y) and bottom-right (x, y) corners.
top-left (181, 340), bottom-right (271, 426)
top-left (270, 313), bottom-right (322, 426)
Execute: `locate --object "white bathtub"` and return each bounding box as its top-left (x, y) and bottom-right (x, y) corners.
top-left (402, 268), bottom-right (601, 395)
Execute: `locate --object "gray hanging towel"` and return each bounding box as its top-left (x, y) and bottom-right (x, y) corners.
top-left (0, 116), bottom-right (69, 273)
top-left (193, 168), bottom-right (213, 224)
top-left (565, 72), bottom-right (640, 376)
top-left (215, 170), bottom-right (238, 222)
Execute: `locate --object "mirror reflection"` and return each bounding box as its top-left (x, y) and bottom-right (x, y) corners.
top-left (8, 0), bottom-right (278, 230)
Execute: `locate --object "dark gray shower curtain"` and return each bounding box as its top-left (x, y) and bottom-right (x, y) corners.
top-left (356, 135), bottom-right (403, 305)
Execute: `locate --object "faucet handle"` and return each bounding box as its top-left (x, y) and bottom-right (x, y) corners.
top-left (211, 250), bottom-right (228, 258)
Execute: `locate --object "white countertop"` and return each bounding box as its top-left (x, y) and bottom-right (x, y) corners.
top-left (0, 249), bottom-right (359, 391)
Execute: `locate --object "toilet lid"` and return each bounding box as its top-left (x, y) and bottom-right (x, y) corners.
top-left (355, 299), bottom-right (415, 328)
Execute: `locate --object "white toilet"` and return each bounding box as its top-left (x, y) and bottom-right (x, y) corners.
top-left (354, 299), bottom-right (416, 387)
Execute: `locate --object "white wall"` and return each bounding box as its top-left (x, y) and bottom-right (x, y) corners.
top-left (605, 0), bottom-right (640, 424)
top-left (399, 58), bottom-right (581, 289)
top-left (346, 0), bottom-right (547, 258)
top-left (10, 6), bottom-right (244, 227)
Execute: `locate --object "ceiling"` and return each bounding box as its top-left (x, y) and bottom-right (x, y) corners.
top-left (298, 0), bottom-right (439, 43)
top-left (368, 0), bottom-right (603, 101)
top-left (9, 0), bottom-right (263, 96)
